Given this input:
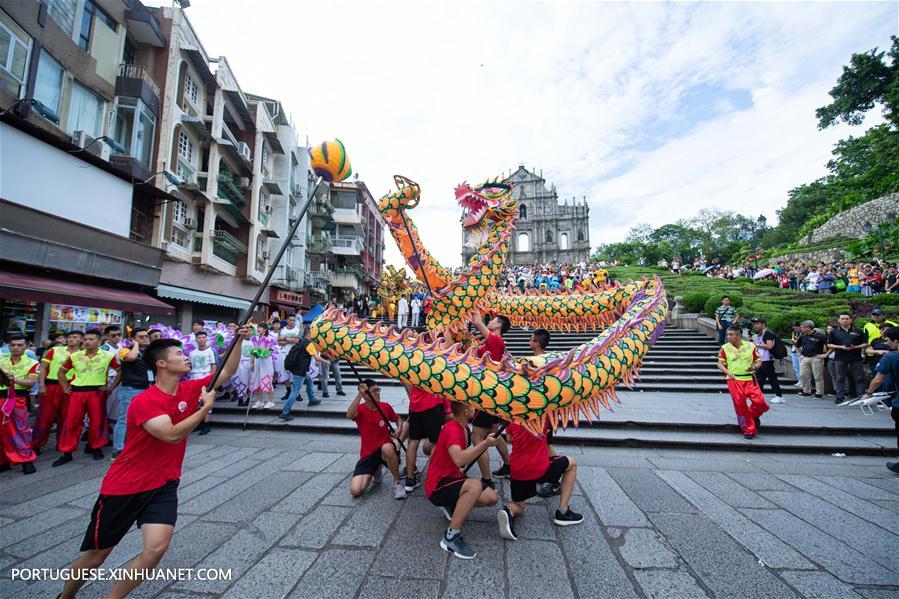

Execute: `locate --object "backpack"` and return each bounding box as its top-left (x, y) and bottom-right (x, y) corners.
top-left (284, 340), bottom-right (312, 375)
top-left (770, 333), bottom-right (788, 360)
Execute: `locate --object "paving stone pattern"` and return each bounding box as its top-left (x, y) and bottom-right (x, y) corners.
top-left (0, 430), bottom-right (897, 598)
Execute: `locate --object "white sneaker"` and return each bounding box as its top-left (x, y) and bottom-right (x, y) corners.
top-left (394, 482), bottom-right (407, 500)
top-left (251, 401), bottom-right (264, 409)
top-left (263, 401), bottom-right (276, 409)
top-left (769, 396), bottom-right (784, 404)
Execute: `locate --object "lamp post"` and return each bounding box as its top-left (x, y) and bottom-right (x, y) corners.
top-left (754, 214), bottom-right (767, 270)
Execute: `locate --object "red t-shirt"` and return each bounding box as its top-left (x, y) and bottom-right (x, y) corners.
top-left (408, 386), bottom-right (443, 413)
top-left (476, 332), bottom-right (505, 361)
top-left (354, 400), bottom-right (398, 457)
top-left (425, 419), bottom-right (468, 497)
top-left (508, 422), bottom-right (551, 481)
top-left (100, 375), bottom-right (211, 495)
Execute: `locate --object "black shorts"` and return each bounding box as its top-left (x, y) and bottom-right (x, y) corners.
top-left (408, 405), bottom-right (444, 443)
top-left (510, 456), bottom-right (569, 502)
top-left (428, 476), bottom-right (467, 511)
top-left (353, 450), bottom-right (385, 476)
top-left (471, 410), bottom-right (499, 429)
top-left (80, 479), bottom-right (179, 551)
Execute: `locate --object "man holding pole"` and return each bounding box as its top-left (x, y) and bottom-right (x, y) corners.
top-left (346, 380), bottom-right (407, 499)
top-left (59, 326), bottom-right (250, 599)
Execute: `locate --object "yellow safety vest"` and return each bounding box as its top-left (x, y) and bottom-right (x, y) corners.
top-left (722, 342), bottom-right (756, 381)
top-left (67, 350), bottom-right (116, 387)
top-left (0, 354), bottom-right (39, 391)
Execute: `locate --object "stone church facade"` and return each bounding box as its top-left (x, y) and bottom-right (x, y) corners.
top-left (462, 165), bottom-right (591, 265)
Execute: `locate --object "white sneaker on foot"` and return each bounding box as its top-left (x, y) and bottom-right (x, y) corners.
top-left (394, 482), bottom-right (407, 500)
top-left (769, 396), bottom-right (784, 404)
top-left (263, 401), bottom-right (276, 409)
top-left (251, 401), bottom-right (263, 409)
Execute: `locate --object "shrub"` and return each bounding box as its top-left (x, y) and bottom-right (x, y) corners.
top-left (683, 292), bottom-right (710, 313)
top-left (752, 279), bottom-right (778, 287)
top-left (871, 294), bottom-right (899, 307)
top-left (704, 292), bottom-right (744, 317)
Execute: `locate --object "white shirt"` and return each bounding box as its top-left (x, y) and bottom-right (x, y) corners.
top-left (189, 347), bottom-right (217, 379)
top-left (805, 272), bottom-right (822, 290)
top-left (279, 325), bottom-right (301, 344)
top-left (397, 298), bottom-right (408, 315)
top-left (411, 298), bottom-right (421, 313)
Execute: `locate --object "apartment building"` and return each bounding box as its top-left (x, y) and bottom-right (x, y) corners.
top-left (315, 180), bottom-right (385, 302)
top-left (0, 0), bottom-right (173, 339)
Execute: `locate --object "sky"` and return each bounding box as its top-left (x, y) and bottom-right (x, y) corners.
top-left (154, 0), bottom-right (897, 268)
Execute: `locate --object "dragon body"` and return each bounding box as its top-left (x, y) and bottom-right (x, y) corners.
top-left (307, 172), bottom-right (669, 429)
top-left (309, 277), bottom-right (667, 433)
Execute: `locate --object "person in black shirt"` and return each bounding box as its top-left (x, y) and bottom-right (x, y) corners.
top-left (797, 320), bottom-right (827, 398)
top-left (109, 328), bottom-right (152, 459)
top-left (826, 313), bottom-right (868, 404)
top-left (751, 318), bottom-right (783, 402)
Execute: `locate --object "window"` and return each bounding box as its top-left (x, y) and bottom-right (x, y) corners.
top-left (173, 200), bottom-right (189, 224)
top-left (68, 82), bottom-right (104, 137)
top-left (48, 0), bottom-right (77, 38)
top-left (170, 227), bottom-right (187, 248)
top-left (256, 234), bottom-right (267, 271)
top-left (34, 50), bottom-right (64, 120)
top-left (114, 98), bottom-right (156, 168)
top-left (560, 232), bottom-right (569, 251)
top-left (0, 18), bottom-right (31, 97)
top-left (178, 130), bottom-right (194, 163)
top-left (78, 0), bottom-right (116, 50)
top-left (518, 203), bottom-right (527, 219)
top-left (123, 38), bottom-right (136, 65)
top-left (517, 232), bottom-right (530, 252)
top-left (545, 230), bottom-right (553, 243)
top-left (577, 229), bottom-right (584, 242)
top-left (183, 72), bottom-right (199, 107)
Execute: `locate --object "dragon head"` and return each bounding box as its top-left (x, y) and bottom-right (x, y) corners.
top-left (456, 177), bottom-right (517, 234)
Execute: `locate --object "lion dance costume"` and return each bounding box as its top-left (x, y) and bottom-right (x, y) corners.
top-left (306, 166), bottom-right (668, 435)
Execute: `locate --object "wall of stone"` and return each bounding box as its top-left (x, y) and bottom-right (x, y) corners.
top-left (800, 193), bottom-right (898, 246)
top-left (769, 247), bottom-right (846, 265)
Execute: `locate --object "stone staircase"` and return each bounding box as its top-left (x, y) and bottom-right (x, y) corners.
top-left (195, 323), bottom-right (899, 456)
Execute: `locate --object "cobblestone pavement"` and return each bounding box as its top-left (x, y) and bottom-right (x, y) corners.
top-left (1, 429), bottom-right (897, 598)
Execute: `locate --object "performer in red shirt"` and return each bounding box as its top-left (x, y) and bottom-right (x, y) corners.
top-left (469, 311), bottom-right (512, 481)
top-left (497, 422), bottom-right (584, 541)
top-left (59, 326), bottom-right (250, 599)
top-left (347, 379), bottom-right (407, 500)
top-left (426, 400), bottom-right (499, 559)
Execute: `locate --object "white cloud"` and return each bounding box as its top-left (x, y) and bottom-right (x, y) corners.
top-left (155, 0), bottom-right (896, 266)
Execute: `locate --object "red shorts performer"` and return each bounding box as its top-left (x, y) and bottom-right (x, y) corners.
top-left (59, 328), bottom-right (248, 599)
top-left (54, 329), bottom-right (119, 465)
top-left (717, 325), bottom-right (769, 439)
top-left (0, 334), bottom-right (39, 475)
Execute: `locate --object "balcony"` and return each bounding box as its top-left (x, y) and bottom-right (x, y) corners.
top-left (306, 270), bottom-right (333, 294)
top-left (306, 234), bottom-right (333, 255)
top-left (116, 63), bottom-right (160, 115)
top-left (331, 267), bottom-right (363, 289)
top-left (217, 172), bottom-right (246, 205)
top-left (332, 206), bottom-right (362, 226)
top-left (331, 236), bottom-right (363, 256)
top-left (308, 199), bottom-right (334, 229)
top-left (212, 229), bottom-right (248, 265)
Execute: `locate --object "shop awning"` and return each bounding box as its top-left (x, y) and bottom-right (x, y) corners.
top-left (0, 272), bottom-right (174, 315)
top-left (156, 284), bottom-right (252, 310)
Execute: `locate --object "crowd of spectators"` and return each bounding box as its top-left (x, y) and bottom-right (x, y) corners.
top-left (656, 256), bottom-right (898, 295)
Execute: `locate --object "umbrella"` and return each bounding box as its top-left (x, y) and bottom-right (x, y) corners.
top-left (702, 265), bottom-right (717, 274)
top-left (753, 268), bottom-right (775, 280)
top-left (302, 304), bottom-right (325, 324)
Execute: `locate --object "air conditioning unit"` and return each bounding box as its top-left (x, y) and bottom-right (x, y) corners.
top-left (237, 141), bottom-right (251, 162)
top-left (238, 176), bottom-right (250, 188)
top-left (285, 267), bottom-right (297, 281)
top-left (182, 217), bottom-right (196, 229)
top-left (71, 130), bottom-right (92, 148)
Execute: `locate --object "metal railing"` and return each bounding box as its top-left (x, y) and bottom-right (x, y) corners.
top-left (118, 63), bottom-right (160, 97)
top-left (332, 236), bottom-right (364, 253)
